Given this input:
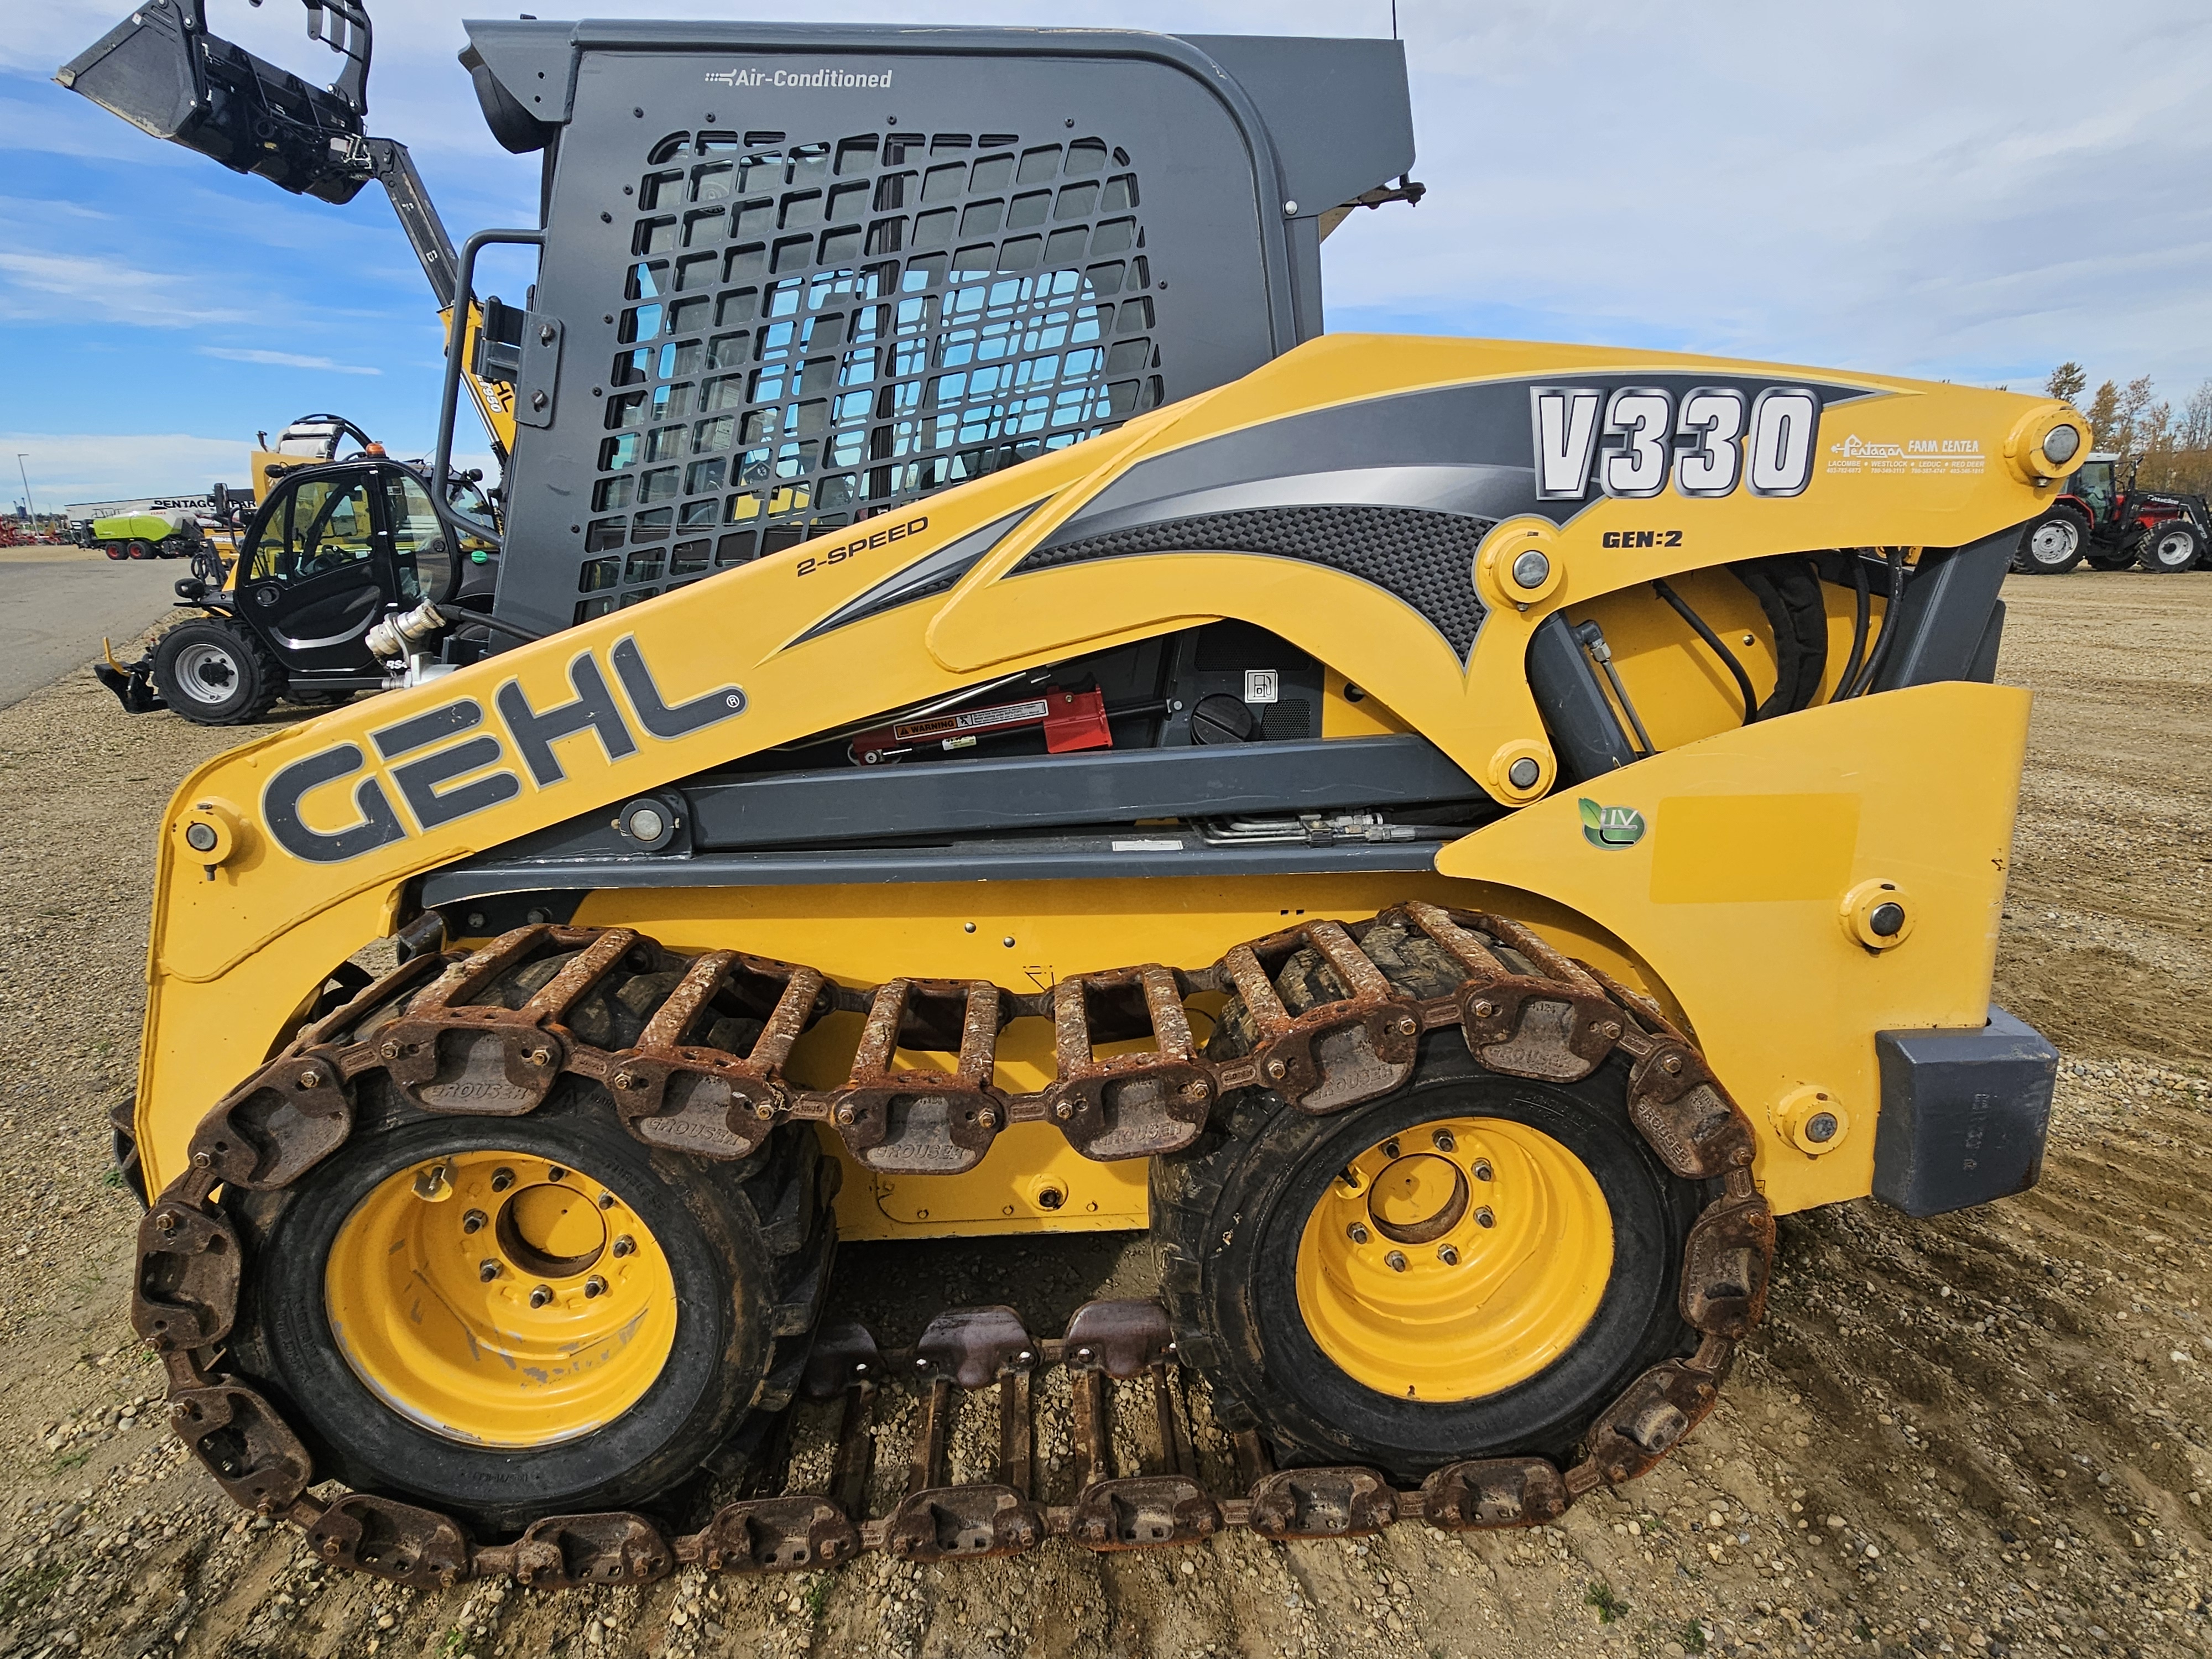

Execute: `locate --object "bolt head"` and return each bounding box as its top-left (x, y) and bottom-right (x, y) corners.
top-left (1348, 1222), bottom-right (1370, 1244)
top-left (754, 1101), bottom-right (776, 1120)
top-left (1431, 1128), bottom-right (1455, 1152)
top-left (1052, 1101), bottom-right (1073, 1121)
top-left (490, 1167), bottom-right (514, 1191)
top-left (1396, 1016), bottom-right (1418, 1036)
top-left (612, 1235), bottom-right (635, 1257)
top-left (1476, 1206), bottom-right (1495, 1228)
top-left (613, 1071), bottom-right (637, 1091)
top-left (461, 1209), bottom-right (487, 1234)
top-left (835, 1104), bottom-right (857, 1126)
top-left (1661, 1053), bottom-right (1684, 1075)
top-left (1438, 1244), bottom-right (1460, 1266)
top-left (584, 1276), bottom-right (607, 1298)
top-left (478, 1260), bottom-right (499, 1282)
top-left (1473, 1159), bottom-right (1493, 1181)
top-left (529, 1285), bottom-right (553, 1308)
top-left (1265, 1058), bottom-right (1288, 1082)
top-left (296, 1067), bottom-right (322, 1089)
top-left (1472, 1000), bottom-right (1496, 1020)
top-left (379, 1041), bottom-right (401, 1061)
top-left (1805, 1112), bottom-right (1839, 1144)
top-left (1385, 1250), bottom-right (1408, 1272)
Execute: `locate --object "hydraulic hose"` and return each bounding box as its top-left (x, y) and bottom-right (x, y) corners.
top-left (1844, 549), bottom-right (1909, 698)
top-left (1651, 578), bottom-right (1759, 725)
top-left (1832, 554), bottom-right (1871, 703)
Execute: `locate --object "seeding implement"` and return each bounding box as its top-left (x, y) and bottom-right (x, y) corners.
top-left (70, 1), bottom-right (2065, 1586)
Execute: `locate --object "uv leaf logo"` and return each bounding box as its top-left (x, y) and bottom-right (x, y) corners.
top-left (1579, 798), bottom-right (1646, 849)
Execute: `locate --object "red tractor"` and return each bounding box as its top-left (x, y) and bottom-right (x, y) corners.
top-left (2014, 451), bottom-right (2212, 574)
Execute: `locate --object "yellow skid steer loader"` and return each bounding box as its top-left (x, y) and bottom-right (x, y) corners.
top-left (66, 1), bottom-right (2073, 1589)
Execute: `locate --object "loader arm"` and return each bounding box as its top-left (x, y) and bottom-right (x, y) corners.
top-left (137, 335), bottom-right (2081, 1210)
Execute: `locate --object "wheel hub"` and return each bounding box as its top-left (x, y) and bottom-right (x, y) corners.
top-left (325, 1150), bottom-right (677, 1447)
top-left (171, 640), bottom-right (239, 703)
top-left (1295, 1117), bottom-right (1613, 1401)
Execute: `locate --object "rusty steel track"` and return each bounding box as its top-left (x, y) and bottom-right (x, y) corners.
top-left (131, 901), bottom-right (1773, 1589)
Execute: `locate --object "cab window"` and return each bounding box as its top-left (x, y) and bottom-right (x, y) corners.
top-left (2074, 461), bottom-right (2116, 517)
top-left (383, 473), bottom-right (453, 603)
top-left (246, 475), bottom-right (375, 583)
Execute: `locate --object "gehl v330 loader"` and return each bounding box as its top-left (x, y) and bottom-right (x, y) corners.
top-left (63, 0), bottom-right (2070, 1589)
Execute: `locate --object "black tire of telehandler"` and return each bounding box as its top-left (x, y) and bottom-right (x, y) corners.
top-left (226, 1082), bottom-right (835, 1535)
top-left (2137, 520), bottom-right (2205, 574)
top-left (2012, 509), bottom-right (2086, 574)
top-left (149, 615), bottom-right (283, 725)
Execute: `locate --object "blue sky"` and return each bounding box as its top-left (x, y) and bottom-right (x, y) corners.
top-left (5, 0), bottom-right (2209, 511)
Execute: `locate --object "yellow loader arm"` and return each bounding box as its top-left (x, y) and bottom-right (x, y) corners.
top-left (138, 336), bottom-right (2079, 1211)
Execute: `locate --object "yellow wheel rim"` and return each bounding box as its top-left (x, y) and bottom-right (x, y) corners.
top-left (1295, 1117), bottom-right (1614, 1402)
top-left (325, 1150), bottom-right (678, 1447)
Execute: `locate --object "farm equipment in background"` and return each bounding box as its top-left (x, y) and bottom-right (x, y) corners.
top-left (65, 0), bottom-right (2070, 1590)
top-left (83, 505), bottom-right (208, 561)
top-left (2012, 450), bottom-right (2212, 574)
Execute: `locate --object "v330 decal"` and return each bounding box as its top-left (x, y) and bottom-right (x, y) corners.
top-left (1532, 384), bottom-right (1821, 504)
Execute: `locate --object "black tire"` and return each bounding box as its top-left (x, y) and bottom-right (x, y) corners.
top-left (228, 1083), bottom-right (834, 1533)
top-left (2012, 509), bottom-right (2086, 573)
top-left (126, 539), bottom-right (154, 561)
top-left (149, 615), bottom-right (283, 725)
top-left (2137, 519), bottom-right (2204, 573)
top-left (1155, 932), bottom-right (1707, 1481)
top-left (102, 543), bottom-right (126, 562)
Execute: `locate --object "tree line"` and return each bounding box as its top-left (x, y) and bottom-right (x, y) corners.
top-left (2042, 363), bottom-right (2212, 495)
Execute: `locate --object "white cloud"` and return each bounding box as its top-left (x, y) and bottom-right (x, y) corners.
top-left (200, 347), bottom-right (380, 376)
top-left (0, 432), bottom-right (252, 512)
top-left (0, 249), bottom-right (250, 327)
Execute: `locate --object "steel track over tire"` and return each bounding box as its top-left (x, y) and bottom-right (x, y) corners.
top-left (2012, 509), bottom-right (2086, 573)
top-left (149, 615), bottom-right (283, 725)
top-left (1155, 953), bottom-right (1709, 1483)
top-left (227, 1083), bottom-right (834, 1533)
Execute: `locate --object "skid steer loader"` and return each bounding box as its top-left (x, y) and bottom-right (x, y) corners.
top-left (67, 1), bottom-right (2071, 1589)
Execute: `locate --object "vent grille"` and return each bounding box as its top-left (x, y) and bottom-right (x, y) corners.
top-left (578, 129), bottom-right (1165, 622)
top-left (1014, 506), bottom-right (1496, 660)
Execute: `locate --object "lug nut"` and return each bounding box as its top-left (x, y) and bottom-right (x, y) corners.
top-left (1348, 1222), bottom-right (1370, 1244)
top-left (296, 1067), bottom-right (324, 1089)
top-left (1265, 1058), bottom-right (1288, 1082)
top-left (1396, 1016), bottom-right (1417, 1037)
top-left (583, 1276), bottom-right (607, 1299)
top-left (1473, 1159), bottom-right (1493, 1182)
top-left (1661, 1053), bottom-right (1684, 1076)
top-left (1475, 1206), bottom-right (1495, 1228)
top-left (1438, 1244), bottom-right (1460, 1266)
top-left (478, 1260), bottom-right (500, 1282)
top-left (597, 1192), bottom-right (615, 1210)
top-left (836, 1104), bottom-right (857, 1125)
top-left (1382, 1138), bottom-right (1401, 1160)
top-left (1431, 1129), bottom-right (1456, 1152)
top-left (461, 1208), bottom-right (488, 1234)
top-left (1472, 1000), bottom-right (1496, 1020)
top-left (490, 1167), bottom-right (515, 1192)
top-left (612, 1235), bottom-right (635, 1258)
top-left (976, 1108), bottom-right (998, 1130)
top-left (547, 1166), bottom-right (567, 1182)
top-left (1385, 1250), bottom-right (1408, 1272)
top-left (529, 1285), bottom-right (554, 1309)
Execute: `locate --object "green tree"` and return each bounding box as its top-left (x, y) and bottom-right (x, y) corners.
top-left (2086, 379), bottom-right (2120, 450)
top-left (2044, 361), bottom-right (2087, 405)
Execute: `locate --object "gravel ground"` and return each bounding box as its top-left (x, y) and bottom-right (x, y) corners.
top-left (1, 572), bottom-right (2209, 1659)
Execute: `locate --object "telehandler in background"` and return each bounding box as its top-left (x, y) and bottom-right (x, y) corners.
top-left (64, 0), bottom-right (2067, 1587)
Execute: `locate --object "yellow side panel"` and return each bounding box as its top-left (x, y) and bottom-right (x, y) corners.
top-left (1436, 679), bottom-right (2028, 1217)
top-left (1649, 794), bottom-right (1861, 904)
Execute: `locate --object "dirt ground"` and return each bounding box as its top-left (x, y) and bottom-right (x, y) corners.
top-left (2, 572), bottom-right (2208, 1659)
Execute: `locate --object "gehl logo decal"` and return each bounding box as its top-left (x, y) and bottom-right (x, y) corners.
top-left (261, 635), bottom-right (746, 864)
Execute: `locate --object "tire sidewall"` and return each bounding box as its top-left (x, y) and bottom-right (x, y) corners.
top-left (152, 619), bottom-right (264, 722)
top-left (1193, 1040), bottom-right (1705, 1478)
top-left (2018, 511), bottom-right (2085, 573)
top-left (234, 1084), bottom-right (770, 1530)
top-left (2141, 522), bottom-right (2202, 573)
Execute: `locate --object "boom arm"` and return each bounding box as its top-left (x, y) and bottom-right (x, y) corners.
top-left (56, 0), bottom-right (515, 463)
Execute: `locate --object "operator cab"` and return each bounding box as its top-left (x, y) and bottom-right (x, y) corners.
top-left (2071, 452), bottom-right (2119, 520)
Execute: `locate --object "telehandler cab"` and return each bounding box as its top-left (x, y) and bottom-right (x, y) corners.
top-left (63, 0), bottom-right (2070, 1588)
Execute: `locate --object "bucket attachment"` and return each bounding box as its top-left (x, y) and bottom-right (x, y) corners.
top-left (56, 0), bottom-right (372, 204)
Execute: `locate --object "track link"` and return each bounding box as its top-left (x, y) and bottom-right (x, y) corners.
top-left (132, 901), bottom-right (1773, 1587)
